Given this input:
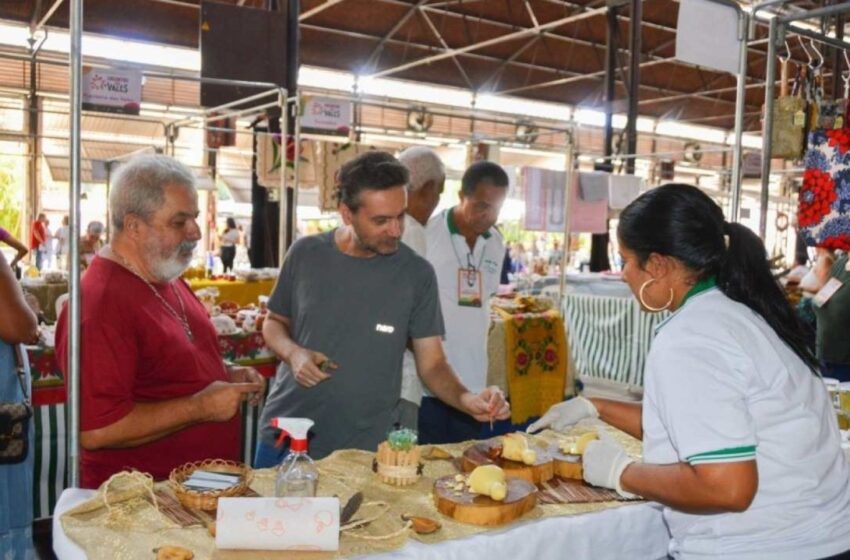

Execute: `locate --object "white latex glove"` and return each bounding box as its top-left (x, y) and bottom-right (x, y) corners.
top-left (526, 396), bottom-right (598, 433)
top-left (582, 434), bottom-right (638, 499)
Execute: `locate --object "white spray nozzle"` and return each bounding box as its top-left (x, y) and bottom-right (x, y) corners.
top-left (270, 417), bottom-right (314, 448)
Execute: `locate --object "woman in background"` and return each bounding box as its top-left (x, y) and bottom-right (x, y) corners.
top-left (0, 250), bottom-right (38, 558)
top-left (219, 217), bottom-right (239, 274)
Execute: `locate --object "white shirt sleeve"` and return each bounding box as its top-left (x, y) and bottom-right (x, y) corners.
top-left (646, 331), bottom-right (758, 465)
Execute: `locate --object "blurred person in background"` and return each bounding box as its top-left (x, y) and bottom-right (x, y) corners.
top-left (0, 226), bottom-right (28, 275)
top-left (0, 250), bottom-right (38, 557)
top-left (29, 213), bottom-right (47, 270)
top-left (54, 215), bottom-right (70, 270)
top-left (219, 217), bottom-right (239, 274)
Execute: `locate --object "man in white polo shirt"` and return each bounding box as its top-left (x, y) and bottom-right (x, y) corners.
top-left (420, 161), bottom-right (508, 444)
top-left (395, 146), bottom-right (446, 429)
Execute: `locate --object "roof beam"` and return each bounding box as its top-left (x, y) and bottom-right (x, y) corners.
top-left (418, 6), bottom-right (475, 89)
top-left (367, 5), bottom-right (609, 79)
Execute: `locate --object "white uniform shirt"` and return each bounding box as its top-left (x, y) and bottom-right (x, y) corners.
top-left (425, 208), bottom-right (504, 393)
top-left (643, 287), bottom-right (850, 560)
top-left (399, 214), bottom-right (428, 406)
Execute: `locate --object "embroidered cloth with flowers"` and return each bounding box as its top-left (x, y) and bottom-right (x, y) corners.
top-left (800, 125), bottom-right (850, 250)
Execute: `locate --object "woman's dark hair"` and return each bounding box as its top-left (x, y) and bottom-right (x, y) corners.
top-left (618, 183), bottom-right (818, 373)
top-left (225, 217), bottom-right (237, 230)
top-left (336, 151), bottom-right (409, 211)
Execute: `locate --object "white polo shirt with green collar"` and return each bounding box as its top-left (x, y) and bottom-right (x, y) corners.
top-left (642, 281), bottom-right (850, 559)
top-left (425, 207), bottom-right (504, 393)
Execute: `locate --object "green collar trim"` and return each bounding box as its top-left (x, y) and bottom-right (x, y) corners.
top-left (682, 276), bottom-right (717, 306)
top-left (447, 207), bottom-right (491, 239)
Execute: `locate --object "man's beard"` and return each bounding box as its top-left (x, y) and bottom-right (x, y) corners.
top-left (145, 239), bottom-right (197, 282)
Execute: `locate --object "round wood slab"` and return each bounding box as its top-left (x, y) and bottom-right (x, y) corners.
top-left (461, 440), bottom-right (554, 484)
top-left (433, 475), bottom-right (537, 526)
top-left (551, 448), bottom-right (583, 480)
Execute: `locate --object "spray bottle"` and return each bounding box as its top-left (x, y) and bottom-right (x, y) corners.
top-left (270, 417), bottom-right (318, 498)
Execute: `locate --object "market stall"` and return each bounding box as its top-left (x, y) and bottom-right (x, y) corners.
top-left (51, 424), bottom-right (670, 560)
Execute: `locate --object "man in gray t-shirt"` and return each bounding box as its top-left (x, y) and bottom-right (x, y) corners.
top-left (256, 151), bottom-right (510, 465)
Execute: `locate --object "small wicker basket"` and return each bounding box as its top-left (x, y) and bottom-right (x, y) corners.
top-left (168, 459), bottom-right (253, 511)
top-left (374, 442), bottom-right (422, 486)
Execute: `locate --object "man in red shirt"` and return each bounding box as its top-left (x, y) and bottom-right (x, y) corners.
top-left (56, 155), bottom-right (265, 489)
top-left (29, 213), bottom-right (47, 270)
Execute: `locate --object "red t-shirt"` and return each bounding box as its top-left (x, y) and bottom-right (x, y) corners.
top-left (56, 256), bottom-right (240, 489)
top-left (30, 220), bottom-right (46, 250)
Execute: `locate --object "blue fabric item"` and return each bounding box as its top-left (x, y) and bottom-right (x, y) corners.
top-left (0, 340), bottom-right (34, 559)
top-left (822, 361), bottom-right (850, 383)
top-left (254, 439), bottom-right (290, 470)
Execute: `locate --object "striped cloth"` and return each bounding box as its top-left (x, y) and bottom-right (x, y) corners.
top-left (562, 293), bottom-right (668, 387)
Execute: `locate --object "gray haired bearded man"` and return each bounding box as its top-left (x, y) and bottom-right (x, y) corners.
top-left (57, 154), bottom-right (264, 489)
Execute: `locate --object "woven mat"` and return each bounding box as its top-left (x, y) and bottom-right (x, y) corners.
top-left (62, 422), bottom-right (641, 559)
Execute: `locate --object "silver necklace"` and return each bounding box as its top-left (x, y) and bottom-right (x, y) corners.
top-left (111, 248), bottom-right (195, 342)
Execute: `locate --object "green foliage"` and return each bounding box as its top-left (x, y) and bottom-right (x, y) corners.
top-left (0, 157), bottom-right (22, 237)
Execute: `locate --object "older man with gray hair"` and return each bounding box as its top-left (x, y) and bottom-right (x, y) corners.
top-left (56, 154), bottom-right (264, 489)
top-left (394, 146), bottom-right (446, 429)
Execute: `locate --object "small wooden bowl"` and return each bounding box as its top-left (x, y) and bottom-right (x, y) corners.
top-left (168, 459), bottom-right (253, 511)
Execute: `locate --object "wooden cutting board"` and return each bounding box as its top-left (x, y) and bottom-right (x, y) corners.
top-left (433, 475), bottom-right (537, 526)
top-left (461, 440), bottom-right (554, 484)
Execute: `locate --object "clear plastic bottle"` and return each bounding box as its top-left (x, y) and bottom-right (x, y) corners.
top-left (270, 418), bottom-right (319, 498)
top-left (275, 449), bottom-right (318, 498)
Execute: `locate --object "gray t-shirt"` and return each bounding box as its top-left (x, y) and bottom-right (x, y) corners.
top-left (258, 230), bottom-right (445, 458)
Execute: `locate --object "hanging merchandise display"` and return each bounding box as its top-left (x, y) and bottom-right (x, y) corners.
top-left (799, 49), bottom-right (850, 251)
top-left (768, 46), bottom-right (806, 160)
top-left (255, 133), bottom-right (318, 189)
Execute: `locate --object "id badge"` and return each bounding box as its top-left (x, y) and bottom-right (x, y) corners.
top-left (457, 268), bottom-right (483, 307)
top-left (814, 277), bottom-right (844, 307)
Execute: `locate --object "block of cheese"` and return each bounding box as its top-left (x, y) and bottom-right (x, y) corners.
top-left (501, 433), bottom-right (537, 465)
top-left (559, 431), bottom-right (599, 456)
top-left (467, 465), bottom-right (508, 501)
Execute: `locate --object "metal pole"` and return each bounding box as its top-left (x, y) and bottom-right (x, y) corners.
top-left (729, 11), bottom-right (749, 223)
top-left (625, 0), bottom-right (641, 176)
top-left (291, 97), bottom-right (301, 246)
top-left (759, 18), bottom-right (779, 240)
top-left (777, 3), bottom-right (850, 24)
top-left (68, 0), bottom-right (83, 489)
top-left (277, 88), bottom-right (289, 267)
top-left (558, 132), bottom-right (575, 312)
top-left (832, 13), bottom-right (845, 101)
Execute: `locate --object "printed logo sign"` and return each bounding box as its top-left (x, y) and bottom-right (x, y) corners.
top-left (82, 66), bottom-right (142, 115)
top-left (300, 96), bottom-right (351, 136)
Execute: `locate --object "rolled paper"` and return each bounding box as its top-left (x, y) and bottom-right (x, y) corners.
top-left (216, 497), bottom-right (340, 551)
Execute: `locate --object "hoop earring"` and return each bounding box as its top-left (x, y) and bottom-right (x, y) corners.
top-left (639, 278), bottom-right (674, 312)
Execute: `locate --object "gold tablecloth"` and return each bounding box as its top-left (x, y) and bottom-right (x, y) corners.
top-left (62, 424), bottom-right (640, 560)
top-left (188, 279), bottom-right (276, 307)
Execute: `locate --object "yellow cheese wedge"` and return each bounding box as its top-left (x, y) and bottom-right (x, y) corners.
top-left (501, 433), bottom-right (537, 465)
top-left (467, 465), bottom-right (508, 501)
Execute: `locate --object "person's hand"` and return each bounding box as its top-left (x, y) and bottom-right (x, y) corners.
top-left (460, 386), bottom-right (511, 422)
top-left (582, 433), bottom-right (637, 498)
top-left (288, 346), bottom-right (337, 388)
top-left (193, 381), bottom-right (260, 422)
top-left (526, 396), bottom-right (598, 433)
top-left (227, 365), bottom-right (266, 406)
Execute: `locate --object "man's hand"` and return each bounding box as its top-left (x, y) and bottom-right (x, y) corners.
top-left (288, 347), bottom-right (337, 388)
top-left (193, 381), bottom-right (260, 422)
top-left (460, 386), bottom-right (510, 422)
top-left (582, 432), bottom-right (637, 498)
top-left (227, 365), bottom-right (266, 406)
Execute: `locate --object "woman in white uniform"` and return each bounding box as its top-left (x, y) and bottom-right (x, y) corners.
top-left (530, 184), bottom-right (850, 559)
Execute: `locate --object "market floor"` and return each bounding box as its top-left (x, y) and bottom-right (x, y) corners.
top-left (34, 518), bottom-right (57, 560)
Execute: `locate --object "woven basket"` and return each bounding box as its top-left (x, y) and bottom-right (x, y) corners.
top-left (168, 459), bottom-right (253, 511)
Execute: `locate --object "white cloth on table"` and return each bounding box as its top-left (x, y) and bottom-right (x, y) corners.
top-left (53, 488), bottom-right (669, 560)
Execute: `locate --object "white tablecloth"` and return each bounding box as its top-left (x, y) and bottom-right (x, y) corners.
top-left (53, 488), bottom-right (670, 559)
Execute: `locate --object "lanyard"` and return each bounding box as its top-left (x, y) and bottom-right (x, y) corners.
top-left (450, 236), bottom-right (486, 287)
